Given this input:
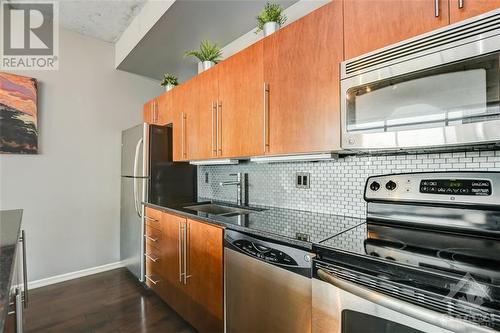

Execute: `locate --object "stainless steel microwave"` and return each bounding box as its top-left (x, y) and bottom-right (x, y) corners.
top-left (340, 9), bottom-right (500, 152)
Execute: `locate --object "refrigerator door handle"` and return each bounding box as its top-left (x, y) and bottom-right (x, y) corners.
top-left (133, 137), bottom-right (143, 218)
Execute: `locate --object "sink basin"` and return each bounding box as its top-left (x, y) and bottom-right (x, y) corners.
top-left (183, 203), bottom-right (264, 216)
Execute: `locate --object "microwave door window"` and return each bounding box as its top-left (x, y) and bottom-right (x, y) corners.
top-left (346, 53), bottom-right (500, 134)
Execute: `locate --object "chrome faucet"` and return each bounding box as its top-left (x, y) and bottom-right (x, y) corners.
top-left (219, 173), bottom-right (247, 206)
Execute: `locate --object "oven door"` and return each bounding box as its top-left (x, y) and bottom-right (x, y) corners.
top-left (340, 46), bottom-right (500, 152)
top-left (312, 269), bottom-right (496, 333)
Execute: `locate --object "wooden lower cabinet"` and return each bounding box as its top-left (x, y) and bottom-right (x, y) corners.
top-left (145, 209), bottom-right (224, 333)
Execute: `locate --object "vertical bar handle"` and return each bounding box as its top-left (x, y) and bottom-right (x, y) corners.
top-left (217, 101), bottom-right (222, 155)
top-left (178, 221), bottom-right (184, 283)
top-left (181, 112), bottom-right (187, 159)
top-left (434, 0), bottom-right (440, 17)
top-left (212, 101), bottom-right (217, 155)
top-left (20, 230), bottom-right (28, 307)
top-left (183, 222), bottom-right (191, 285)
top-left (263, 83), bottom-right (270, 152)
top-left (458, 0), bottom-right (464, 9)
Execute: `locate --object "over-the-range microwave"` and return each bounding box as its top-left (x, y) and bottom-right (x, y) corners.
top-left (340, 9), bottom-right (500, 152)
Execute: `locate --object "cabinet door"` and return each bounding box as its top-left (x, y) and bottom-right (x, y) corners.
top-left (193, 67), bottom-right (219, 160)
top-left (172, 81), bottom-right (193, 161)
top-left (185, 219), bottom-right (224, 333)
top-left (143, 99), bottom-right (154, 124)
top-left (343, 0), bottom-right (450, 59)
top-left (160, 212), bottom-right (191, 319)
top-left (218, 41), bottom-right (264, 158)
top-left (263, 1), bottom-right (343, 155)
top-left (449, 0), bottom-right (500, 23)
top-left (157, 91), bottom-right (173, 125)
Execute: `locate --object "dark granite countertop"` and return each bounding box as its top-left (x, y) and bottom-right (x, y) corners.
top-left (144, 201), bottom-right (364, 250)
top-left (0, 210), bottom-right (23, 333)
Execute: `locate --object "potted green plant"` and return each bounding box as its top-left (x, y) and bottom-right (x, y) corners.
top-left (256, 2), bottom-right (287, 37)
top-left (160, 73), bottom-right (178, 91)
top-left (185, 40), bottom-right (223, 73)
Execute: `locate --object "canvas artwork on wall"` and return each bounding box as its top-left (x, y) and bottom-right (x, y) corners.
top-left (0, 72), bottom-right (38, 154)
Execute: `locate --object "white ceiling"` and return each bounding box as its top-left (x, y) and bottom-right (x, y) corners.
top-left (7, 0), bottom-right (146, 43)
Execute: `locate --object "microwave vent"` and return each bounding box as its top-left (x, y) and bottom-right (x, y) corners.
top-left (343, 10), bottom-right (500, 78)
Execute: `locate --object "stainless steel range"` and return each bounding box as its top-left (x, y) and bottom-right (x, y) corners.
top-left (313, 172), bottom-right (500, 333)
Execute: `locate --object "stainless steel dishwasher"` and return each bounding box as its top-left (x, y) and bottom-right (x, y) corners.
top-left (224, 229), bottom-right (312, 333)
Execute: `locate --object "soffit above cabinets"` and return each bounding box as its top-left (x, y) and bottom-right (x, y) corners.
top-left (116, 0), bottom-right (298, 82)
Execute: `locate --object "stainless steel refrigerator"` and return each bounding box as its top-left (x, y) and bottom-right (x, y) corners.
top-left (120, 124), bottom-right (197, 281)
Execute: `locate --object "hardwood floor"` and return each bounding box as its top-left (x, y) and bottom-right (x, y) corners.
top-left (25, 268), bottom-right (197, 333)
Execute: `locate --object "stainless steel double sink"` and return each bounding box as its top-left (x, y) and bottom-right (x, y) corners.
top-left (183, 203), bottom-right (265, 217)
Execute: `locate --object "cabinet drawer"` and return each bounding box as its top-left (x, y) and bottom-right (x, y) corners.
top-left (144, 207), bottom-right (162, 227)
top-left (145, 224), bottom-right (162, 247)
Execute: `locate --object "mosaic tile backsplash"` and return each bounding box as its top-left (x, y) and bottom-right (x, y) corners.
top-left (197, 150), bottom-right (500, 219)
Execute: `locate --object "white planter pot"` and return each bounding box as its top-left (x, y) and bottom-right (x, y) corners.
top-left (263, 21), bottom-right (280, 37)
top-left (164, 83), bottom-right (175, 92)
top-left (198, 60), bottom-right (215, 73)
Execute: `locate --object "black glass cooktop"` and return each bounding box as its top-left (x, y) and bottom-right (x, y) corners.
top-left (315, 221), bottom-right (500, 329)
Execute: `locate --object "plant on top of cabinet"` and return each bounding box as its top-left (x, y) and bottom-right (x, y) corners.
top-left (256, 2), bottom-right (287, 37)
top-left (160, 73), bottom-right (178, 91)
top-left (185, 40), bottom-right (223, 73)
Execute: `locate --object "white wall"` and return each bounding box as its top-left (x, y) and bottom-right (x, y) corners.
top-left (0, 29), bottom-right (163, 282)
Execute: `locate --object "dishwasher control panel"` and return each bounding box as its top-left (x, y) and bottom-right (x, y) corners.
top-left (233, 239), bottom-right (298, 266)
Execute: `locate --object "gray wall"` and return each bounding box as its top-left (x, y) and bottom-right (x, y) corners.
top-left (198, 150), bottom-right (500, 218)
top-left (0, 29), bottom-right (163, 282)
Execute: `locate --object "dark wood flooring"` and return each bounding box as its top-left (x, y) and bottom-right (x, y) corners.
top-left (25, 268), bottom-right (197, 333)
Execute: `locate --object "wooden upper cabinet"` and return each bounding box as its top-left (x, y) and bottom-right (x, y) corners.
top-left (172, 82), bottom-right (192, 161)
top-left (217, 41), bottom-right (265, 158)
top-left (343, 0), bottom-right (450, 59)
top-left (194, 67), bottom-right (219, 160)
top-left (156, 91), bottom-right (173, 125)
top-left (449, 0), bottom-right (500, 23)
top-left (263, 1), bottom-right (343, 155)
top-left (143, 99), bottom-right (155, 124)
top-left (185, 218), bottom-right (223, 333)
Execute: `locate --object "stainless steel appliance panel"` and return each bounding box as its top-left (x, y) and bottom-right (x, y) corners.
top-left (120, 176), bottom-right (143, 280)
top-left (225, 248), bottom-right (312, 333)
top-left (340, 9), bottom-right (500, 151)
top-left (121, 124), bottom-right (145, 177)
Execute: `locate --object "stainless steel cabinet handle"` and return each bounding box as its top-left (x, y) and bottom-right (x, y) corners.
top-left (458, 0), bottom-right (464, 9)
top-left (145, 275), bottom-right (160, 285)
top-left (217, 102), bottom-right (222, 155)
top-left (263, 83), bottom-right (270, 152)
top-left (20, 230), bottom-right (28, 308)
top-left (179, 221), bottom-right (184, 283)
top-left (212, 101), bottom-right (217, 155)
top-left (181, 112), bottom-right (187, 158)
top-left (144, 216), bottom-right (158, 222)
top-left (144, 235), bottom-right (158, 242)
top-left (434, 0), bottom-right (440, 17)
top-left (183, 222), bottom-right (191, 285)
top-left (144, 253), bottom-right (159, 262)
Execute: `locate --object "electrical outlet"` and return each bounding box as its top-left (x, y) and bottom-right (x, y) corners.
top-left (296, 232), bottom-right (310, 241)
top-left (295, 172), bottom-right (311, 189)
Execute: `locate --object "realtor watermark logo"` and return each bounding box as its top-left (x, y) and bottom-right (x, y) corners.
top-left (445, 273), bottom-right (494, 328)
top-left (1, 1), bottom-right (59, 70)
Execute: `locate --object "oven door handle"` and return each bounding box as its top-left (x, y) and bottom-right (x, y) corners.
top-left (317, 269), bottom-right (495, 333)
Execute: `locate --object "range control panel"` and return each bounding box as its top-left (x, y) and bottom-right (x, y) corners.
top-left (232, 239), bottom-right (298, 266)
top-left (419, 179), bottom-right (491, 196)
top-left (364, 172), bottom-right (499, 206)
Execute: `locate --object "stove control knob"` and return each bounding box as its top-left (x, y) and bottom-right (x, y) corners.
top-left (369, 181), bottom-right (381, 191)
top-left (385, 180), bottom-right (397, 191)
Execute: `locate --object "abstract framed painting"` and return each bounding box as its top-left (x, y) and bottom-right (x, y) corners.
top-left (0, 72), bottom-right (38, 154)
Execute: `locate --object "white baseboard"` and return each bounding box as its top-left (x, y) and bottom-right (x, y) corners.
top-left (28, 261), bottom-right (125, 290)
